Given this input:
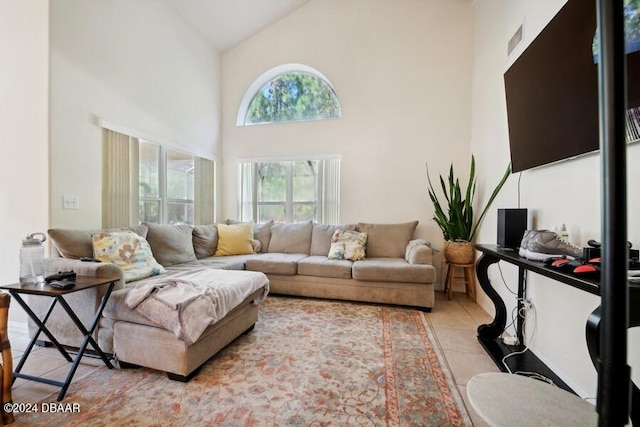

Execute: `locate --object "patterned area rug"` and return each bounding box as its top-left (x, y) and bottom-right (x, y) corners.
top-left (17, 296), bottom-right (471, 426)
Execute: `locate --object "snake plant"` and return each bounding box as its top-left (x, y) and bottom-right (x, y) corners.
top-left (427, 155), bottom-right (511, 242)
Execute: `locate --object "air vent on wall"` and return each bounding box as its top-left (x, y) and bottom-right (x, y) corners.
top-left (508, 24), bottom-right (524, 56)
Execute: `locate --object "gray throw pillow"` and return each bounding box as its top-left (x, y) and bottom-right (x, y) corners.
top-left (192, 224), bottom-right (218, 259)
top-left (144, 223), bottom-right (196, 266)
top-left (253, 220), bottom-right (273, 253)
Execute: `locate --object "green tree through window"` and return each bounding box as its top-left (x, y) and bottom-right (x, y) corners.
top-left (592, 0), bottom-right (640, 60)
top-left (245, 73), bottom-right (340, 125)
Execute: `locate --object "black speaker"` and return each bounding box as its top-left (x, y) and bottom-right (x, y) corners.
top-left (497, 208), bottom-right (528, 248)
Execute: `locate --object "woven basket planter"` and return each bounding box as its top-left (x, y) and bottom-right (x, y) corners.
top-left (444, 240), bottom-right (475, 264)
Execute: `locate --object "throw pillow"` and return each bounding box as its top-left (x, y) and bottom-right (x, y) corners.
top-left (310, 223), bottom-right (357, 256)
top-left (327, 229), bottom-right (368, 261)
top-left (215, 223), bottom-right (255, 256)
top-left (356, 221), bottom-right (418, 258)
top-left (144, 223), bottom-right (197, 266)
top-left (48, 224), bottom-right (149, 259)
top-left (225, 219), bottom-right (273, 253)
top-left (192, 224), bottom-right (218, 259)
top-left (92, 231), bottom-right (166, 283)
top-left (253, 220), bottom-right (274, 253)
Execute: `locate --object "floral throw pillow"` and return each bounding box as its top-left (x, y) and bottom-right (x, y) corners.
top-left (92, 231), bottom-right (166, 282)
top-left (327, 230), bottom-right (368, 261)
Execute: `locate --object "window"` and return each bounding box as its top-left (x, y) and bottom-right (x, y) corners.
top-left (239, 158), bottom-right (340, 224)
top-left (102, 126), bottom-right (215, 228)
top-left (237, 64), bottom-right (341, 126)
top-left (139, 142), bottom-right (161, 223)
top-left (139, 141), bottom-right (195, 225)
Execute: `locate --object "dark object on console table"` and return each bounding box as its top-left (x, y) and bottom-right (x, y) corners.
top-left (474, 244), bottom-right (639, 425)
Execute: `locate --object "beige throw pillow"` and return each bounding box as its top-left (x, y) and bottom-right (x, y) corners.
top-left (356, 221), bottom-right (419, 258)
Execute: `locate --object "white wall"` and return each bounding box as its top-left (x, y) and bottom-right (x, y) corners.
top-left (471, 0), bottom-right (640, 400)
top-left (221, 0), bottom-right (475, 259)
top-left (0, 1), bottom-right (49, 325)
top-left (50, 0), bottom-right (222, 229)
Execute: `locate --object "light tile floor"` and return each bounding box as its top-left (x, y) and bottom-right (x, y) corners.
top-left (6, 291), bottom-right (498, 426)
top-left (428, 291), bottom-right (500, 426)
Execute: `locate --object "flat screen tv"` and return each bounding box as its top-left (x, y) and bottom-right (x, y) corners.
top-left (504, 0), bottom-right (640, 173)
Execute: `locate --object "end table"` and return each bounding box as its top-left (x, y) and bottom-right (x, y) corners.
top-left (0, 275), bottom-right (118, 401)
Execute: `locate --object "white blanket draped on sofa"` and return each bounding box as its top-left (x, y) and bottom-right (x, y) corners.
top-left (125, 268), bottom-right (269, 345)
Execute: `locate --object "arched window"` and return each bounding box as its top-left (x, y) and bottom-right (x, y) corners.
top-left (237, 64), bottom-right (341, 126)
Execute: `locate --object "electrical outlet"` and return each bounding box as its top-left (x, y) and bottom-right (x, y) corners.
top-left (63, 196), bottom-right (80, 210)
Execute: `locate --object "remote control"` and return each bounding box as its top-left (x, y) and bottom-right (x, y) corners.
top-left (48, 280), bottom-right (75, 290)
top-left (45, 270), bottom-right (76, 283)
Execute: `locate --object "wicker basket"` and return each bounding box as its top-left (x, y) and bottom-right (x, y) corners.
top-left (444, 240), bottom-right (475, 264)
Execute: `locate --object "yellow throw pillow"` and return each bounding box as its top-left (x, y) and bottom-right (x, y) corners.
top-left (215, 223), bottom-right (255, 256)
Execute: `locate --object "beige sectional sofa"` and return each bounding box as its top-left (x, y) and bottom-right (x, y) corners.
top-left (30, 220), bottom-right (435, 381)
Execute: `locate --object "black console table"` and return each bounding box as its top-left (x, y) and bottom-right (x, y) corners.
top-left (474, 244), bottom-right (639, 424)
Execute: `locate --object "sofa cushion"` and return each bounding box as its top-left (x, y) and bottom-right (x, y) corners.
top-left (92, 231), bottom-right (166, 282)
top-left (352, 258), bottom-right (435, 284)
top-left (192, 224), bottom-right (218, 259)
top-left (297, 256), bottom-right (353, 279)
top-left (246, 253), bottom-right (308, 275)
top-left (327, 230), bottom-right (368, 261)
top-left (144, 223), bottom-right (197, 267)
top-left (253, 221), bottom-right (273, 253)
top-left (164, 254), bottom-right (263, 273)
top-left (48, 224), bottom-right (148, 259)
top-left (215, 223), bottom-right (255, 256)
top-left (356, 221), bottom-right (418, 258)
top-left (268, 221), bottom-right (313, 254)
top-left (309, 224), bottom-right (356, 256)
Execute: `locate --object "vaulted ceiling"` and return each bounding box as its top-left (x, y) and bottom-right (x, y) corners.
top-left (160, 0), bottom-right (312, 52)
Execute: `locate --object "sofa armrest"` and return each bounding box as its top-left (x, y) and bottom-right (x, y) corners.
top-left (44, 258), bottom-right (125, 291)
top-left (405, 240), bottom-right (433, 265)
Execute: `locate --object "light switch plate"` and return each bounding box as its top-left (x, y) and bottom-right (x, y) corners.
top-left (63, 195), bottom-right (79, 210)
